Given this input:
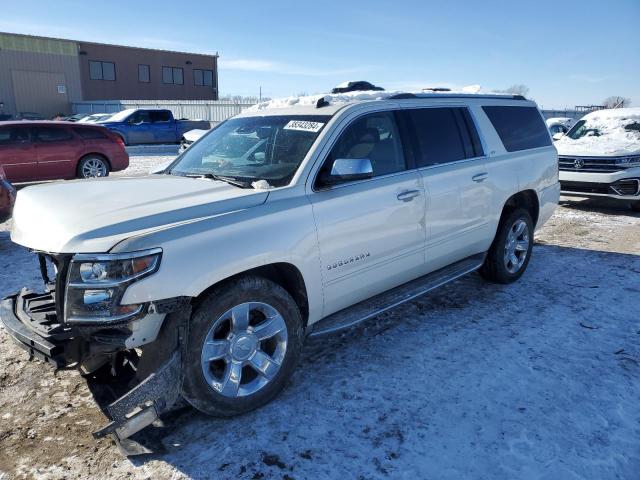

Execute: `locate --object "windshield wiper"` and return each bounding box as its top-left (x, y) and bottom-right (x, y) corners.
top-left (184, 173), bottom-right (253, 189)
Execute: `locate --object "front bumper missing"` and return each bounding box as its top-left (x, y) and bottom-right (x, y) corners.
top-left (0, 289), bottom-right (190, 455)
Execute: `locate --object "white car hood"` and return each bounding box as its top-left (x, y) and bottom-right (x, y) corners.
top-left (11, 175), bottom-right (268, 253)
top-left (183, 129), bottom-right (208, 142)
top-left (555, 135), bottom-right (640, 157)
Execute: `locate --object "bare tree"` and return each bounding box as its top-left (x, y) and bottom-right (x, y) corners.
top-left (496, 84), bottom-right (530, 97)
top-left (602, 96), bottom-right (631, 109)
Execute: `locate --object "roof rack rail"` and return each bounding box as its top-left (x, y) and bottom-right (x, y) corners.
top-left (389, 93), bottom-right (417, 100)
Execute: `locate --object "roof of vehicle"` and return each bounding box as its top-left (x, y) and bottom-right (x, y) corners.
top-left (582, 107), bottom-right (640, 120)
top-left (546, 117), bottom-right (575, 126)
top-left (240, 88), bottom-right (532, 117)
top-left (0, 120), bottom-right (109, 127)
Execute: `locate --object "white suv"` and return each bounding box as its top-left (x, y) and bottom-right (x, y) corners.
top-left (555, 107), bottom-right (640, 210)
top-left (1, 88), bottom-right (559, 451)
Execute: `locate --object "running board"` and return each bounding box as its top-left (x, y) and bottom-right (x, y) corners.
top-left (307, 253), bottom-right (485, 338)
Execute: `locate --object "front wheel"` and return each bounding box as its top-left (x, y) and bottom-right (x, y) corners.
top-left (480, 208), bottom-right (534, 284)
top-left (182, 276), bottom-right (304, 417)
top-left (77, 155), bottom-right (110, 178)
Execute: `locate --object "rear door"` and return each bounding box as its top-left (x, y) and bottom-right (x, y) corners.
top-left (34, 125), bottom-right (82, 180)
top-left (401, 106), bottom-right (492, 272)
top-left (150, 110), bottom-right (176, 143)
top-left (309, 110), bottom-right (427, 316)
top-left (0, 126), bottom-right (36, 182)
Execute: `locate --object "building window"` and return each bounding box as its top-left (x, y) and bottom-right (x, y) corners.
top-left (162, 66), bottom-right (184, 85)
top-left (89, 61), bottom-right (115, 81)
top-left (138, 64), bottom-right (150, 83)
top-left (194, 69), bottom-right (214, 86)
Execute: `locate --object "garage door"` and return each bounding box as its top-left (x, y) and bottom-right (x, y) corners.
top-left (11, 70), bottom-right (70, 118)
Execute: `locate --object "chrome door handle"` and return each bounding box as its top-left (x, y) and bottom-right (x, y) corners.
top-left (472, 172), bottom-right (488, 182)
top-left (397, 190), bottom-right (421, 202)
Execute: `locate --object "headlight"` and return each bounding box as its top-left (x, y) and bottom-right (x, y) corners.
top-left (65, 248), bottom-right (161, 324)
top-left (615, 155), bottom-right (640, 167)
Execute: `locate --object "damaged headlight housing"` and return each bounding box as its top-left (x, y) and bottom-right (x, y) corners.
top-left (65, 248), bottom-right (162, 324)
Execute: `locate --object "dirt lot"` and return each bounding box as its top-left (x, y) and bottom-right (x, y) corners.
top-left (0, 154), bottom-right (639, 479)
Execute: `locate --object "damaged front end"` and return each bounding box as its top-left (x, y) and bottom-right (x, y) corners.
top-left (0, 250), bottom-right (191, 455)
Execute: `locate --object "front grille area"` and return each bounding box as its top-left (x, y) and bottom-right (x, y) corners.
top-left (558, 156), bottom-right (623, 173)
top-left (561, 179), bottom-right (640, 197)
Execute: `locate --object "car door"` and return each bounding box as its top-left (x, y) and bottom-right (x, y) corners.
top-left (150, 110), bottom-right (176, 143)
top-left (401, 106), bottom-right (492, 272)
top-left (0, 126), bottom-right (36, 182)
top-left (309, 110), bottom-right (427, 316)
top-left (126, 111), bottom-right (154, 144)
top-left (34, 125), bottom-right (81, 180)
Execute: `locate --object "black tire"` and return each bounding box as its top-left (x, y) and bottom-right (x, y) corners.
top-left (480, 207), bottom-right (534, 284)
top-left (182, 275), bottom-right (304, 417)
top-left (77, 155), bottom-right (110, 178)
top-left (631, 201), bottom-right (640, 213)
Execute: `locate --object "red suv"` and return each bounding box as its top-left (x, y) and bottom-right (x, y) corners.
top-left (0, 121), bottom-right (129, 182)
top-left (0, 165), bottom-right (16, 223)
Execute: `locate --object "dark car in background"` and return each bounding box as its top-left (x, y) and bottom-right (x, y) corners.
top-left (0, 165), bottom-right (16, 223)
top-left (98, 108), bottom-right (210, 145)
top-left (0, 121), bottom-right (129, 182)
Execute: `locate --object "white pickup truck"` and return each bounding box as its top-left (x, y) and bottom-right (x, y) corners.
top-left (1, 87), bottom-right (559, 452)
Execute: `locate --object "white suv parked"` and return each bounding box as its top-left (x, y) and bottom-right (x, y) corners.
top-left (1, 87), bottom-right (559, 451)
top-left (555, 107), bottom-right (640, 210)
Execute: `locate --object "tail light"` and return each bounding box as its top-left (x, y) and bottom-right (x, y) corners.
top-left (114, 135), bottom-right (126, 149)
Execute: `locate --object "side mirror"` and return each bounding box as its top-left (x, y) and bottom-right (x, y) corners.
top-left (552, 132), bottom-right (564, 141)
top-left (328, 158), bottom-right (373, 183)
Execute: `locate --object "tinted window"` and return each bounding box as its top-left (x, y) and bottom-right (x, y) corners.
top-left (138, 64), bottom-right (150, 83)
top-left (0, 127), bottom-right (30, 145)
top-left (89, 61), bottom-right (115, 81)
top-left (36, 127), bottom-right (73, 142)
top-left (325, 111), bottom-right (405, 178)
top-left (457, 108), bottom-right (484, 157)
top-left (162, 67), bottom-right (184, 84)
top-left (74, 128), bottom-right (108, 140)
top-left (194, 69), bottom-right (214, 86)
top-left (150, 110), bottom-right (172, 123)
top-left (406, 108), bottom-right (471, 167)
top-left (131, 111), bottom-right (151, 124)
top-left (483, 106), bottom-right (551, 152)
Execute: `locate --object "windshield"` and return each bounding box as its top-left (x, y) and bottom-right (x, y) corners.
top-left (566, 116), bottom-right (640, 140)
top-left (107, 109), bottom-right (136, 122)
top-left (169, 115), bottom-right (331, 187)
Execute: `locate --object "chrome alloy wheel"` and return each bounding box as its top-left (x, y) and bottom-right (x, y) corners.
top-left (504, 218), bottom-right (530, 274)
top-left (200, 302), bottom-right (288, 398)
top-left (82, 158), bottom-right (108, 178)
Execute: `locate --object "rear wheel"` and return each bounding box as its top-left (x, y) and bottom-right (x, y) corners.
top-left (77, 155), bottom-right (110, 178)
top-left (480, 208), bottom-right (534, 284)
top-left (182, 276), bottom-right (304, 417)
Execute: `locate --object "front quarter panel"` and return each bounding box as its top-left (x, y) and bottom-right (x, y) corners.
top-left (115, 190), bottom-right (324, 324)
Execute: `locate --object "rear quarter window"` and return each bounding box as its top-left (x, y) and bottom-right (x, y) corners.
top-left (482, 106), bottom-right (551, 152)
top-left (74, 128), bottom-right (109, 140)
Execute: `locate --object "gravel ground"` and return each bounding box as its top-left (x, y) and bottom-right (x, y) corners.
top-left (0, 152), bottom-right (639, 479)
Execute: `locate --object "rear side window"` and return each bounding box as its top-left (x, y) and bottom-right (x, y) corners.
top-left (150, 110), bottom-right (172, 122)
top-left (35, 127), bottom-right (73, 142)
top-left (74, 128), bottom-right (109, 140)
top-left (482, 106), bottom-right (551, 152)
top-left (405, 107), bottom-right (482, 167)
top-left (0, 127), bottom-right (30, 145)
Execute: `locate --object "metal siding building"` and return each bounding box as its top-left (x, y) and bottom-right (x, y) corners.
top-left (0, 32), bottom-right (218, 118)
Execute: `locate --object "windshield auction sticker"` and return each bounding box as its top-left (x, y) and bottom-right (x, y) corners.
top-left (283, 120), bottom-right (325, 132)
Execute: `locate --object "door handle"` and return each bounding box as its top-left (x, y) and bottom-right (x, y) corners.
top-left (396, 189), bottom-right (421, 202)
top-left (472, 172), bottom-right (488, 182)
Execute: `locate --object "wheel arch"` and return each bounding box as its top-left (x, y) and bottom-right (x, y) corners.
top-left (500, 189), bottom-right (540, 227)
top-left (192, 262), bottom-right (310, 327)
top-left (77, 152), bottom-right (112, 175)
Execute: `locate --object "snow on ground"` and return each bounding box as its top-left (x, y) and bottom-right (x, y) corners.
top-left (0, 153), bottom-right (639, 479)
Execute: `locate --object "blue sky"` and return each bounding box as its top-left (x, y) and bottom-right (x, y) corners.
top-left (1, 0), bottom-right (638, 108)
